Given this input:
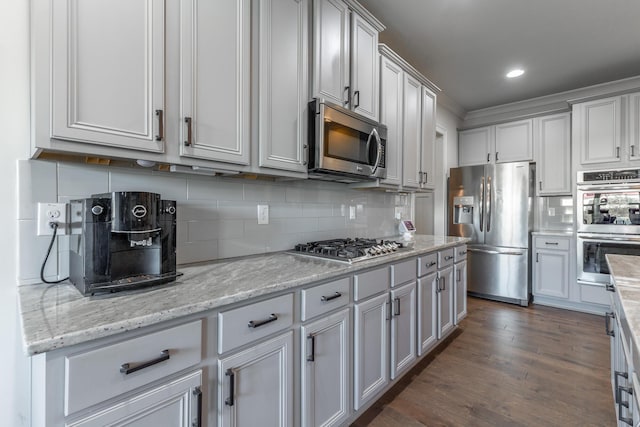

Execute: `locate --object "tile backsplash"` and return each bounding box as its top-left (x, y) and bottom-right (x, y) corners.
top-left (17, 160), bottom-right (411, 284)
top-left (536, 196), bottom-right (574, 231)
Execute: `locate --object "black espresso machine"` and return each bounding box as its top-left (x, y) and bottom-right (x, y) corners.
top-left (69, 191), bottom-right (180, 295)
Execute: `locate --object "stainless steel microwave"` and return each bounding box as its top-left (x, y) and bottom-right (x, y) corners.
top-left (308, 98), bottom-right (387, 182)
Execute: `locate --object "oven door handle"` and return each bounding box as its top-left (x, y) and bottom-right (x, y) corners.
top-left (578, 184), bottom-right (640, 191)
top-left (369, 128), bottom-right (382, 175)
top-left (578, 233), bottom-right (640, 243)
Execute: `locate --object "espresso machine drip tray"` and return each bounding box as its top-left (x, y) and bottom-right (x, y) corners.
top-left (87, 271), bottom-right (184, 295)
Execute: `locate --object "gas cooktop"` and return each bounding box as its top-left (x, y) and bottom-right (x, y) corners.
top-left (292, 238), bottom-right (406, 263)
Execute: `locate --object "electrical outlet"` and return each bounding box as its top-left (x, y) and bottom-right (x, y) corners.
top-left (394, 207), bottom-right (403, 220)
top-left (349, 206), bottom-right (356, 220)
top-left (37, 202), bottom-right (69, 236)
top-left (257, 204), bottom-right (269, 225)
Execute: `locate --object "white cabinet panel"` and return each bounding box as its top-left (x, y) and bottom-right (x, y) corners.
top-left (257, 0), bottom-right (309, 173)
top-left (350, 12), bottom-right (379, 121)
top-left (629, 93), bottom-right (640, 162)
top-left (218, 332), bottom-right (293, 427)
top-left (417, 272), bottom-right (438, 356)
top-left (494, 119), bottom-right (533, 163)
top-left (180, 0), bottom-right (250, 164)
top-left (437, 266), bottom-right (455, 339)
top-left (454, 260), bottom-right (468, 324)
top-left (390, 281), bottom-right (417, 379)
top-left (301, 309), bottom-right (350, 427)
top-left (402, 73), bottom-right (422, 189)
top-left (421, 86), bottom-right (437, 188)
top-left (379, 56), bottom-right (403, 186)
top-left (51, 0), bottom-right (164, 152)
top-left (533, 236), bottom-right (570, 300)
top-left (458, 127), bottom-right (493, 166)
top-left (535, 113), bottom-right (571, 195)
top-left (576, 96), bottom-right (622, 165)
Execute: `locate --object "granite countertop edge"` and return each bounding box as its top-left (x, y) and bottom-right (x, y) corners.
top-left (19, 235), bottom-right (470, 355)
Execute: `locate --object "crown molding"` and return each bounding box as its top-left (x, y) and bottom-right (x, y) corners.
top-left (344, 0), bottom-right (385, 32)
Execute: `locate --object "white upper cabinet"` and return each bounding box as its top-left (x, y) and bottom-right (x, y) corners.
top-left (402, 73), bottom-right (423, 189)
top-left (379, 55), bottom-right (404, 186)
top-left (180, 0), bottom-right (250, 165)
top-left (628, 93), bottom-right (640, 162)
top-left (535, 112), bottom-right (571, 195)
top-left (458, 127), bottom-right (493, 166)
top-left (574, 96), bottom-right (623, 165)
top-left (312, 0), bottom-right (383, 121)
top-left (459, 120), bottom-right (532, 167)
top-left (494, 119), bottom-right (533, 163)
top-left (50, 0), bottom-right (165, 153)
top-left (257, 0), bottom-right (309, 173)
top-left (421, 86), bottom-right (437, 189)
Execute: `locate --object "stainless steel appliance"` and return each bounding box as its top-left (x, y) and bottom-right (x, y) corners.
top-left (577, 168), bottom-right (640, 285)
top-left (69, 191), bottom-right (180, 295)
top-left (293, 238), bottom-right (405, 263)
top-left (308, 98), bottom-right (387, 182)
top-left (448, 162), bottom-right (534, 306)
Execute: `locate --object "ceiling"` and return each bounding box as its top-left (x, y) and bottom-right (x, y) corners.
top-left (358, 0), bottom-right (640, 113)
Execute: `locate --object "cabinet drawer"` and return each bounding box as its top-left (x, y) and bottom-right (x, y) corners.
top-left (417, 253), bottom-right (438, 277)
top-left (534, 236), bottom-right (570, 251)
top-left (65, 320), bottom-right (202, 416)
top-left (438, 248), bottom-right (455, 269)
top-left (301, 277), bottom-right (351, 321)
top-left (354, 266), bottom-right (390, 301)
top-left (579, 282), bottom-right (609, 306)
top-left (454, 245), bottom-right (467, 263)
top-left (218, 293), bottom-right (293, 354)
top-left (392, 259), bottom-right (416, 287)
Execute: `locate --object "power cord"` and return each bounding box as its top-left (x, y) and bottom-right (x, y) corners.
top-left (40, 222), bottom-right (69, 284)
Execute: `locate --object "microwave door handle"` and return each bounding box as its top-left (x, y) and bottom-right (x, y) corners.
top-left (480, 176), bottom-right (484, 232)
top-left (370, 128), bottom-right (382, 174)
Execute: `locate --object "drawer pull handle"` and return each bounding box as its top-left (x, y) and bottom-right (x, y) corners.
top-left (184, 116), bottom-right (193, 146)
top-left (605, 312), bottom-right (615, 337)
top-left (426, 261), bottom-right (436, 268)
top-left (458, 250), bottom-right (467, 256)
top-left (155, 109), bottom-right (164, 141)
top-left (444, 255), bottom-right (454, 261)
top-left (615, 371), bottom-right (629, 404)
top-left (120, 349), bottom-right (170, 375)
top-left (321, 292), bottom-right (342, 302)
top-left (193, 386), bottom-right (202, 427)
top-left (307, 334), bottom-right (316, 362)
top-left (606, 283), bottom-right (615, 292)
top-left (544, 242), bottom-right (559, 246)
top-left (248, 313), bottom-right (278, 328)
top-left (393, 297), bottom-right (401, 316)
top-left (225, 369), bottom-right (235, 406)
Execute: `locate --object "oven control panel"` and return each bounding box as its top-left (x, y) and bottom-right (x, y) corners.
top-left (579, 168), bottom-right (640, 183)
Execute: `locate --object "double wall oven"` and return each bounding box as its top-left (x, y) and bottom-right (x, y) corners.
top-left (577, 168), bottom-right (640, 285)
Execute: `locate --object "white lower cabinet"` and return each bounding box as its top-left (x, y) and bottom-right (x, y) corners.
top-left (301, 308), bottom-right (350, 427)
top-left (454, 260), bottom-right (468, 324)
top-left (390, 281), bottom-right (417, 379)
top-left (417, 271), bottom-right (438, 356)
top-left (218, 332), bottom-right (293, 427)
top-left (353, 292), bottom-right (389, 410)
top-left (67, 371), bottom-right (202, 427)
top-left (534, 247), bottom-right (570, 299)
top-left (437, 265), bottom-right (455, 339)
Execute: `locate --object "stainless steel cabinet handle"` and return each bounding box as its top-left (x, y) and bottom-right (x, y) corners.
top-left (354, 90), bottom-right (360, 108)
top-left (120, 349), bottom-right (170, 375)
top-left (536, 253), bottom-right (539, 262)
top-left (184, 117), bottom-right (193, 146)
top-left (393, 297), bottom-right (401, 316)
top-left (618, 384), bottom-right (634, 426)
top-left (480, 176), bottom-right (485, 232)
top-left (344, 86), bottom-right (351, 106)
top-left (486, 153), bottom-right (490, 163)
top-left (467, 248), bottom-right (524, 256)
top-left (606, 283), bottom-right (615, 292)
top-left (155, 109), bottom-right (164, 141)
top-left (444, 255), bottom-right (454, 261)
top-left (458, 250), bottom-right (467, 256)
top-left (248, 313), bottom-right (278, 328)
top-left (426, 261), bottom-right (437, 268)
top-left (193, 386), bottom-right (202, 427)
top-left (539, 181), bottom-right (542, 191)
top-left (370, 128), bottom-right (383, 175)
top-left (544, 242), bottom-right (559, 246)
top-left (632, 145), bottom-right (636, 157)
top-left (495, 152), bottom-right (499, 162)
top-left (605, 312), bottom-right (615, 337)
top-left (225, 369), bottom-right (235, 406)
top-left (615, 371), bottom-right (629, 404)
top-left (616, 146), bottom-right (621, 158)
top-left (306, 334), bottom-right (315, 362)
top-left (486, 175), bottom-right (492, 232)
top-left (439, 277), bottom-right (445, 291)
top-left (321, 292), bottom-right (342, 302)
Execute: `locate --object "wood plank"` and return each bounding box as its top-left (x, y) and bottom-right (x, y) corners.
top-left (352, 297), bottom-right (615, 426)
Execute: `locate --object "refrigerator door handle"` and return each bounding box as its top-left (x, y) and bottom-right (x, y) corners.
top-left (486, 176), bottom-right (492, 232)
top-left (479, 176), bottom-right (484, 232)
top-left (467, 248), bottom-right (524, 256)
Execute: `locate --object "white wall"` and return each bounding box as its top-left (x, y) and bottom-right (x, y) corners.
top-left (0, 1), bottom-right (32, 425)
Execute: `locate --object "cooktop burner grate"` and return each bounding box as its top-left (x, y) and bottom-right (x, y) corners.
top-left (292, 238), bottom-right (405, 263)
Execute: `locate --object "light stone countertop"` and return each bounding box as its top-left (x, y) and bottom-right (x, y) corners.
top-left (531, 230), bottom-right (574, 237)
top-left (18, 235), bottom-right (469, 356)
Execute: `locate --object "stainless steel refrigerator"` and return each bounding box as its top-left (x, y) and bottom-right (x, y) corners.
top-left (448, 162), bottom-right (534, 306)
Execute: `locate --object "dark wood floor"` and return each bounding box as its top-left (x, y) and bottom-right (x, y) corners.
top-left (353, 297), bottom-right (615, 427)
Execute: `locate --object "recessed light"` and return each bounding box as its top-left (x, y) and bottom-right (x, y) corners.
top-left (506, 69), bottom-right (525, 78)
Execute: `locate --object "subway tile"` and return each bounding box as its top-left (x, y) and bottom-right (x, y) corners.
top-left (284, 185), bottom-right (305, 203)
top-left (110, 169), bottom-right (188, 201)
top-left (187, 177), bottom-right (244, 201)
top-left (177, 240), bottom-right (219, 265)
top-left (17, 160), bottom-right (57, 220)
top-left (18, 220), bottom-right (57, 281)
top-left (217, 201), bottom-right (260, 220)
top-left (58, 163), bottom-right (109, 198)
top-left (270, 217), bottom-right (319, 234)
top-left (187, 221), bottom-right (220, 242)
top-left (217, 236), bottom-right (266, 259)
top-left (269, 203), bottom-right (303, 218)
top-left (243, 182), bottom-right (286, 202)
top-left (302, 203), bottom-right (333, 218)
top-left (176, 220), bottom-right (189, 245)
top-left (318, 216), bottom-right (346, 231)
top-left (265, 234), bottom-right (301, 252)
top-left (218, 219), bottom-right (245, 239)
top-left (178, 202), bottom-right (219, 221)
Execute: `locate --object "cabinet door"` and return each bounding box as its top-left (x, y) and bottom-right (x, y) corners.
top-left (180, 0), bottom-right (250, 164)
top-left (458, 127), bottom-right (493, 166)
top-left (67, 371), bottom-right (202, 427)
top-left (390, 282), bottom-right (417, 379)
top-left (218, 332), bottom-right (293, 427)
top-left (257, 0), bottom-right (309, 173)
top-left (350, 13), bottom-right (379, 121)
top-left (354, 292), bottom-right (389, 410)
top-left (421, 86), bottom-right (437, 189)
top-left (50, 0), bottom-right (164, 153)
top-left (533, 249), bottom-right (569, 299)
top-left (379, 56), bottom-right (403, 186)
top-left (417, 273), bottom-right (438, 356)
top-left (312, 0), bottom-right (350, 106)
top-left (437, 266), bottom-right (455, 339)
top-left (576, 96), bottom-right (622, 165)
top-left (454, 261), bottom-right (468, 324)
top-left (535, 113), bottom-right (571, 195)
top-left (301, 309), bottom-right (350, 427)
top-left (629, 93), bottom-right (640, 162)
top-left (402, 74), bottom-right (422, 189)
top-left (494, 119), bottom-right (533, 163)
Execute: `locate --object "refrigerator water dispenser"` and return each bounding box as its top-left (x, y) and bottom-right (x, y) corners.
top-left (453, 196), bottom-right (474, 224)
